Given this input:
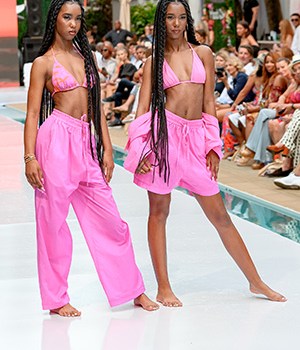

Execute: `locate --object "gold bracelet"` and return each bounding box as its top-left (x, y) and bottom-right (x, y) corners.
top-left (24, 153), bottom-right (35, 159)
top-left (24, 154), bottom-right (36, 163)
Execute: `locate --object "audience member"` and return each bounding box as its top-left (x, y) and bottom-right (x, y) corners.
top-left (103, 47), bottom-right (137, 127)
top-left (243, 0), bottom-right (259, 39)
top-left (236, 20), bottom-right (259, 56)
top-left (95, 42), bottom-right (103, 65)
top-left (216, 56), bottom-right (254, 123)
top-left (97, 41), bottom-right (117, 82)
top-left (103, 20), bottom-right (135, 46)
top-left (91, 24), bottom-right (101, 43)
top-left (291, 13), bottom-right (300, 54)
top-left (195, 29), bottom-right (208, 45)
top-left (279, 19), bottom-right (294, 49)
top-left (215, 50), bottom-right (230, 96)
top-left (238, 45), bottom-right (256, 75)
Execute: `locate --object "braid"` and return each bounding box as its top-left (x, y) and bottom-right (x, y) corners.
top-left (150, 0), bottom-right (199, 183)
top-left (37, 0), bottom-right (104, 169)
top-left (37, 0), bottom-right (62, 125)
top-left (75, 18), bottom-right (103, 168)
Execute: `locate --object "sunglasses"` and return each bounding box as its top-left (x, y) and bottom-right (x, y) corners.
top-left (291, 18), bottom-right (299, 22)
top-left (101, 48), bottom-right (109, 52)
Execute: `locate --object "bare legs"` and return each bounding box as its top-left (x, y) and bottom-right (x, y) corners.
top-left (194, 193), bottom-right (286, 302)
top-left (147, 190), bottom-right (286, 306)
top-left (147, 192), bottom-right (183, 307)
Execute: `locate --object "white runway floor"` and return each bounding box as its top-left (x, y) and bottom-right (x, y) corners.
top-left (1, 93), bottom-right (300, 349)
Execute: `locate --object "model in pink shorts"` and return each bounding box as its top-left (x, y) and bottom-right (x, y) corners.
top-left (125, 109), bottom-right (222, 195)
top-left (123, 0), bottom-right (286, 308)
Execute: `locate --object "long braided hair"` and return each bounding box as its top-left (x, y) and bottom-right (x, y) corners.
top-left (150, 0), bottom-right (199, 182)
top-left (38, 0), bottom-right (103, 168)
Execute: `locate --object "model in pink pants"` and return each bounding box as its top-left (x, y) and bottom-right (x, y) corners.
top-left (35, 109), bottom-right (145, 310)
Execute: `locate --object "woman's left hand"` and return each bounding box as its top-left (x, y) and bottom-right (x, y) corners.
top-left (103, 151), bottom-right (114, 182)
top-left (206, 150), bottom-right (220, 181)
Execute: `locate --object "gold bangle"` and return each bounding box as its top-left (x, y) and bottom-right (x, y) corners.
top-left (24, 153), bottom-right (35, 159)
top-left (25, 157), bottom-right (36, 164)
top-left (24, 154), bottom-right (36, 163)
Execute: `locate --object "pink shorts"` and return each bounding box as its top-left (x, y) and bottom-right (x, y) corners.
top-left (124, 109), bottom-right (222, 196)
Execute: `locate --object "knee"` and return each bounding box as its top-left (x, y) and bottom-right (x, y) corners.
top-left (210, 211), bottom-right (232, 230)
top-left (149, 205), bottom-right (170, 222)
top-left (149, 197), bottom-right (170, 222)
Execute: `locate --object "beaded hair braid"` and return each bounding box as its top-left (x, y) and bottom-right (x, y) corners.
top-left (150, 0), bottom-right (199, 182)
top-left (38, 0), bottom-right (103, 168)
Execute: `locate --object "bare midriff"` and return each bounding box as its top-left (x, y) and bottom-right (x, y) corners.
top-left (52, 87), bottom-right (89, 119)
top-left (164, 83), bottom-right (204, 120)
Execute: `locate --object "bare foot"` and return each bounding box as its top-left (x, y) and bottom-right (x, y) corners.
top-left (50, 303), bottom-right (81, 317)
top-left (112, 105), bottom-right (129, 113)
top-left (134, 293), bottom-right (159, 311)
top-left (250, 282), bottom-right (287, 302)
top-left (156, 289), bottom-right (183, 307)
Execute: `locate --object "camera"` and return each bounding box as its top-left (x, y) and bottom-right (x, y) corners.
top-left (216, 67), bottom-right (225, 78)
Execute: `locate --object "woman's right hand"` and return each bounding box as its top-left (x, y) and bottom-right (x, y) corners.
top-left (25, 160), bottom-right (44, 190)
top-left (136, 157), bottom-right (152, 175)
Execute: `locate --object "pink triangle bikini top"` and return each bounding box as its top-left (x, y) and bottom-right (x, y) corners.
top-left (163, 43), bottom-right (206, 90)
top-left (51, 47), bottom-right (89, 96)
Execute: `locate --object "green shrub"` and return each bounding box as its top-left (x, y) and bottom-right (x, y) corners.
top-left (131, 1), bottom-right (156, 37)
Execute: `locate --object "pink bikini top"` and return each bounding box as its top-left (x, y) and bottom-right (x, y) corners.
top-left (51, 48), bottom-right (88, 96)
top-left (163, 43), bottom-right (206, 90)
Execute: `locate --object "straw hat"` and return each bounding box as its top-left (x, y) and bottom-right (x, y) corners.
top-left (290, 54), bottom-right (300, 69)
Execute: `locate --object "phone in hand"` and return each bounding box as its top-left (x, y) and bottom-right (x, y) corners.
top-left (216, 67), bottom-right (226, 78)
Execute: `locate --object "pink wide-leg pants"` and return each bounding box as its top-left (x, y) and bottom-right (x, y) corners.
top-left (35, 109), bottom-right (145, 310)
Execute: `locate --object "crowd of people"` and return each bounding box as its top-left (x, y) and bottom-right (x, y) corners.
top-left (86, 8), bottom-right (300, 191)
top-left (213, 12), bottom-right (300, 191)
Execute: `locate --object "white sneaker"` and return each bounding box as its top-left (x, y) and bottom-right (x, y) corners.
top-left (274, 173), bottom-right (300, 189)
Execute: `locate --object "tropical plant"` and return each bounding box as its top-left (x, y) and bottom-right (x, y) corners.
top-left (85, 0), bottom-right (112, 37)
top-left (204, 0), bottom-right (237, 51)
top-left (131, 1), bottom-right (156, 37)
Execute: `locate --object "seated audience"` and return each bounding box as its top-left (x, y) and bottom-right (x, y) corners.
top-left (236, 55), bottom-right (300, 169)
top-left (238, 45), bottom-right (256, 75)
top-left (216, 56), bottom-right (254, 123)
